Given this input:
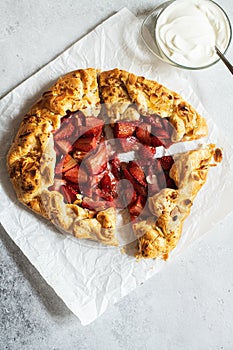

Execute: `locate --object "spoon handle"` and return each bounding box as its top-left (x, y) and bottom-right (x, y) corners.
top-left (215, 46), bottom-right (233, 75)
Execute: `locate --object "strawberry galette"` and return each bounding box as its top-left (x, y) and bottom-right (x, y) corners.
top-left (7, 68), bottom-right (222, 259)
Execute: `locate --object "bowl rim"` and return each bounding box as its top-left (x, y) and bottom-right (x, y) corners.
top-left (141, 1), bottom-right (174, 65)
top-left (141, 0), bottom-right (232, 70)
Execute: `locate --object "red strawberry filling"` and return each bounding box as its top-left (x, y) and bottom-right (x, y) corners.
top-left (118, 136), bottom-right (138, 152)
top-left (129, 195), bottom-right (147, 217)
top-left (135, 123), bottom-right (152, 145)
top-left (49, 110), bottom-right (176, 222)
top-left (55, 154), bottom-right (77, 174)
top-left (54, 117), bottom-right (75, 140)
top-left (98, 173), bottom-right (117, 202)
top-left (63, 165), bottom-right (79, 184)
top-left (128, 161), bottom-right (147, 187)
top-left (113, 121), bottom-right (138, 138)
top-left (62, 184), bottom-right (79, 204)
top-left (160, 155), bottom-right (174, 170)
top-left (84, 142), bottom-right (108, 175)
top-left (73, 136), bottom-right (98, 152)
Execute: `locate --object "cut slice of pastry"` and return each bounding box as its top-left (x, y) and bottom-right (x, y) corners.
top-left (134, 145), bottom-right (222, 259)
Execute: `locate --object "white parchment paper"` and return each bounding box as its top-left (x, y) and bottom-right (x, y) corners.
top-left (1, 8), bottom-right (233, 325)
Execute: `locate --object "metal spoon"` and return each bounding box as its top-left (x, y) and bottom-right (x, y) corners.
top-left (215, 46), bottom-right (233, 75)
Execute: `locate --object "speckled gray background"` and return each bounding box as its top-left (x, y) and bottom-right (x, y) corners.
top-left (1, 1), bottom-right (233, 349)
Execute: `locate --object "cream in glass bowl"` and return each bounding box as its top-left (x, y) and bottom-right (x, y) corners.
top-left (142, 0), bottom-right (232, 69)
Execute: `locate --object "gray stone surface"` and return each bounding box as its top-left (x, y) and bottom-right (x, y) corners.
top-left (1, 0), bottom-right (233, 349)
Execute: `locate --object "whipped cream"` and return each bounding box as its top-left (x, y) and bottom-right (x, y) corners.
top-left (155, 0), bottom-right (231, 67)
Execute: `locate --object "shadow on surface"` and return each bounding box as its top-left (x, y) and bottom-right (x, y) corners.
top-left (0, 223), bottom-right (73, 320)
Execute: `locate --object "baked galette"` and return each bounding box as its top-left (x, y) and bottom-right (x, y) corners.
top-left (7, 68), bottom-right (222, 258)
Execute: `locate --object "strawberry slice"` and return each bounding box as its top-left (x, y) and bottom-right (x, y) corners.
top-left (136, 123), bottom-right (152, 145)
top-left (62, 155), bottom-right (77, 172)
top-left (55, 154), bottom-right (77, 174)
top-left (123, 168), bottom-right (147, 197)
top-left (84, 143), bottom-right (107, 175)
top-left (160, 156), bottom-right (174, 171)
top-left (78, 124), bottom-right (103, 140)
top-left (136, 144), bottom-right (156, 159)
top-left (98, 174), bottom-right (116, 202)
top-left (73, 136), bottom-right (97, 152)
top-left (128, 195), bottom-right (146, 217)
top-left (110, 154), bottom-right (121, 180)
top-left (118, 136), bottom-right (138, 152)
top-left (53, 118), bottom-right (75, 140)
top-left (154, 128), bottom-right (173, 149)
top-left (55, 139), bottom-right (72, 154)
top-left (74, 117), bottom-right (104, 140)
top-left (99, 173), bottom-right (112, 191)
top-left (85, 117), bottom-right (104, 139)
top-left (113, 121), bottom-right (138, 138)
top-left (64, 165), bottom-right (79, 183)
top-left (166, 175), bottom-right (177, 189)
top-left (128, 161), bottom-right (147, 187)
top-left (151, 136), bottom-right (164, 147)
top-left (61, 184), bottom-right (79, 204)
top-left (154, 128), bottom-right (170, 140)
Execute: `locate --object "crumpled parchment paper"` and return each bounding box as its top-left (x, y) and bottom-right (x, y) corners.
top-left (1, 8), bottom-right (233, 325)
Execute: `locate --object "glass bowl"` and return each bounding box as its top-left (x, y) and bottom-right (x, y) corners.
top-left (141, 0), bottom-right (232, 70)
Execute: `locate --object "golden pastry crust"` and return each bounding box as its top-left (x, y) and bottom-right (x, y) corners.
top-left (7, 67), bottom-right (213, 250)
top-left (42, 68), bottom-right (101, 116)
top-left (99, 68), bottom-right (141, 122)
top-left (135, 145), bottom-right (222, 259)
